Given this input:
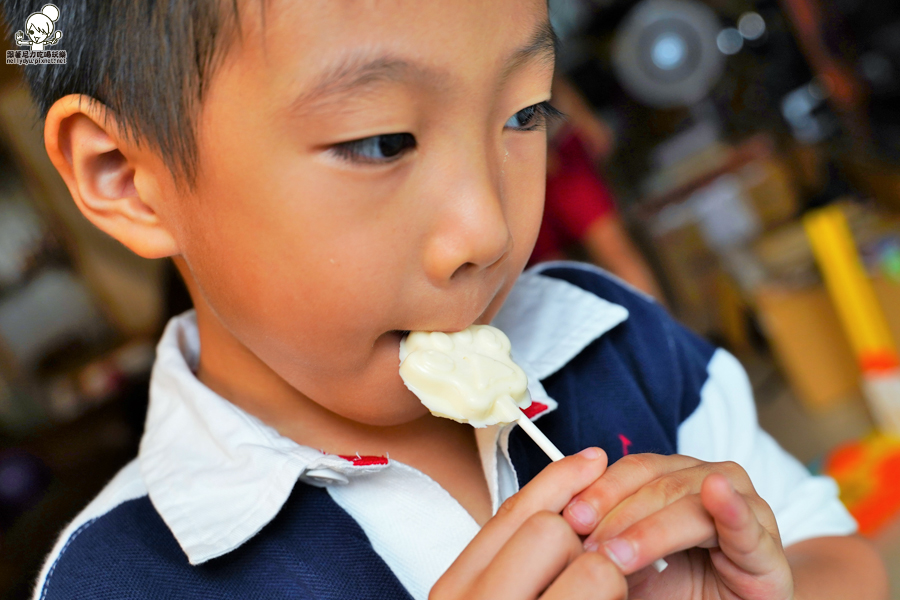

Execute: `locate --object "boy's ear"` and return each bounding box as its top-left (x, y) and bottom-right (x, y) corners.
top-left (43, 94), bottom-right (179, 259)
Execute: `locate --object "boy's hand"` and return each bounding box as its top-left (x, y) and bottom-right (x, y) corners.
top-left (562, 453), bottom-right (794, 600)
top-left (431, 448), bottom-right (627, 600)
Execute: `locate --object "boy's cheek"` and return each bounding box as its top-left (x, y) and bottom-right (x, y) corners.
top-left (503, 142), bottom-right (547, 253)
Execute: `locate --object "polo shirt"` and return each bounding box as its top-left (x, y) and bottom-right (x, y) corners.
top-left (32, 262), bottom-right (856, 600)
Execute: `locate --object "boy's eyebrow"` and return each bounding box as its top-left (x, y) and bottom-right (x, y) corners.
top-left (291, 57), bottom-right (448, 114)
top-left (290, 19), bottom-right (558, 114)
top-left (502, 19), bottom-right (559, 80)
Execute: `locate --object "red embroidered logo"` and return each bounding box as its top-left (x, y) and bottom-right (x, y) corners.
top-left (619, 434), bottom-right (632, 456)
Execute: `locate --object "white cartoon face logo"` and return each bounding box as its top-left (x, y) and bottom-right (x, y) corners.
top-left (14, 4), bottom-right (62, 51)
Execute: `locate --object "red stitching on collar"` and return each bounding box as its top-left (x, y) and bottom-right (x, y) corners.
top-left (339, 455), bottom-right (389, 466)
top-left (522, 401), bottom-right (548, 419)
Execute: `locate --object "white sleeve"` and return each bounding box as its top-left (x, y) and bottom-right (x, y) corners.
top-left (677, 349), bottom-right (857, 547)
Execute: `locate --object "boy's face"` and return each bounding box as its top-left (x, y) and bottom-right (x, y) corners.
top-left (166, 0), bottom-right (553, 427)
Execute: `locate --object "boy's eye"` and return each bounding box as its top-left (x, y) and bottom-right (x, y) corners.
top-left (505, 101), bottom-right (564, 131)
top-left (331, 133), bottom-right (416, 164)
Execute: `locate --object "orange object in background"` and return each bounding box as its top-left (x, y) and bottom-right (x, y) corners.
top-left (824, 435), bottom-right (900, 536)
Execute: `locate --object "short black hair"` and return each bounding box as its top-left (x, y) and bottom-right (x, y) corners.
top-left (1, 1), bottom-right (244, 187)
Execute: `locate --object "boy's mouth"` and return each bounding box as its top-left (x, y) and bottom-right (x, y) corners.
top-left (386, 293), bottom-right (501, 344)
top-left (388, 309), bottom-right (496, 342)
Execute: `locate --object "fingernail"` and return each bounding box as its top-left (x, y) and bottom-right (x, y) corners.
top-left (566, 501), bottom-right (597, 527)
top-left (583, 538), bottom-right (599, 552)
top-left (603, 538), bottom-right (635, 569)
top-left (577, 447), bottom-right (602, 460)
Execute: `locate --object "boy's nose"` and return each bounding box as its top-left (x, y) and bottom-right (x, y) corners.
top-left (422, 157), bottom-right (513, 285)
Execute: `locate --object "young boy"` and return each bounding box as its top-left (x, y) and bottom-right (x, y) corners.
top-left (3, 1), bottom-right (887, 598)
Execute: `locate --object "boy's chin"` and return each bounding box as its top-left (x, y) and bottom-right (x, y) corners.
top-left (342, 389), bottom-right (430, 428)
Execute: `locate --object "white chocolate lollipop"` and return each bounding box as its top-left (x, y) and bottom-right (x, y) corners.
top-left (398, 325), bottom-right (669, 573)
top-left (399, 325), bottom-right (564, 461)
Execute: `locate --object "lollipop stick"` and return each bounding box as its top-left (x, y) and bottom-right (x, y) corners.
top-left (507, 399), bottom-right (669, 573)
top-left (513, 408), bottom-right (565, 462)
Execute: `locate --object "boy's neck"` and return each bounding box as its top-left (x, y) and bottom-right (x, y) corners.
top-left (189, 288), bottom-right (494, 525)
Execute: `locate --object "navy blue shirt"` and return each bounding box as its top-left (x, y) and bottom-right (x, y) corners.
top-left (33, 264), bottom-right (855, 599)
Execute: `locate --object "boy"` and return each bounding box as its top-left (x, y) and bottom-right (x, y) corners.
top-left (2, 0), bottom-right (887, 598)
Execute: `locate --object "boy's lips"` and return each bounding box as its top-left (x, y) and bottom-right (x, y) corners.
top-left (387, 314), bottom-right (491, 340)
top-left (385, 280), bottom-right (510, 341)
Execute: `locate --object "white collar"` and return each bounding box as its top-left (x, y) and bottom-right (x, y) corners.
top-left (138, 264), bottom-right (629, 565)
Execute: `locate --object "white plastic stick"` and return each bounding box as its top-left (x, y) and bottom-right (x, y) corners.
top-left (514, 409), bottom-right (565, 462)
top-left (507, 399), bottom-right (668, 573)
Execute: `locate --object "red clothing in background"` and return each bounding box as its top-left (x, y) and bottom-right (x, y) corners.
top-left (530, 130), bottom-right (617, 264)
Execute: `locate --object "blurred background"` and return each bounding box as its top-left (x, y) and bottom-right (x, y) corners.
top-left (3, 0), bottom-right (900, 597)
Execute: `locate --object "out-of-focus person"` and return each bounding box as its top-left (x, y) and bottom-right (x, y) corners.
top-left (531, 75), bottom-right (665, 302)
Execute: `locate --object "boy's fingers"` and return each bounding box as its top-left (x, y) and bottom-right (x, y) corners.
top-left (563, 453), bottom-right (701, 535)
top-left (440, 448), bottom-right (607, 588)
top-left (588, 481), bottom-right (779, 578)
top-left (475, 511), bottom-right (585, 599)
top-left (540, 551), bottom-right (628, 600)
top-left (701, 473), bottom-right (783, 575)
top-left (492, 447), bottom-right (608, 526)
top-left (565, 457), bottom-right (753, 537)
top-left (582, 462), bottom-right (757, 543)
top-left (591, 494), bottom-right (720, 575)
top-left (581, 464), bottom-right (708, 542)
